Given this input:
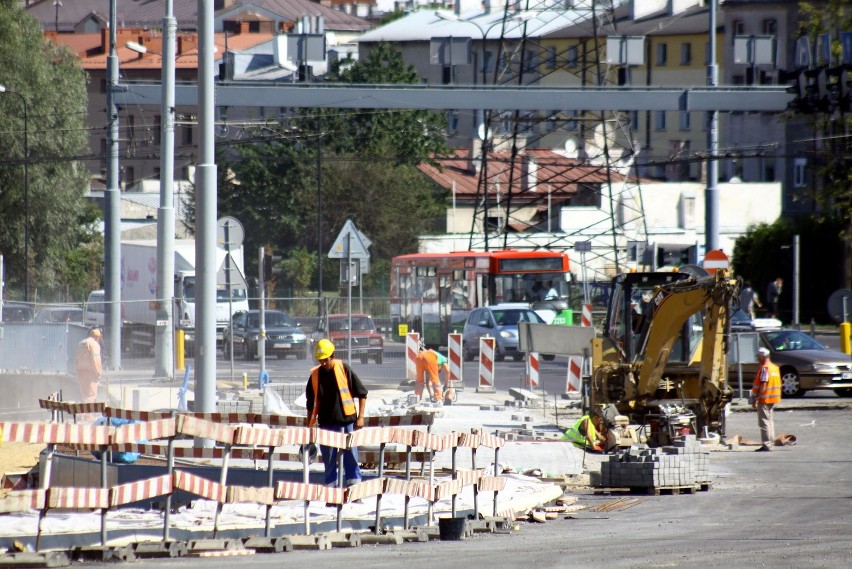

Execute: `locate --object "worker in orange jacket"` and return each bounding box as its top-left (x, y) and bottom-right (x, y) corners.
top-left (415, 344), bottom-right (448, 404)
top-left (76, 328), bottom-right (103, 403)
top-left (750, 347), bottom-right (781, 452)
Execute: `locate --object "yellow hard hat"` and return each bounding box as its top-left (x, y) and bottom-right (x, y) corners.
top-left (314, 338), bottom-right (335, 361)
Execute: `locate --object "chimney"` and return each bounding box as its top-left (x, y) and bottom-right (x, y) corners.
top-left (523, 155), bottom-right (537, 191)
top-left (468, 138), bottom-right (483, 174)
top-left (274, 34), bottom-right (288, 67)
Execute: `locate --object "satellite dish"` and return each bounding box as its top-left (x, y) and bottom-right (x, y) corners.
top-left (827, 289), bottom-right (852, 323)
top-left (563, 135), bottom-right (579, 157)
top-left (592, 124), bottom-right (616, 149)
top-left (477, 122), bottom-right (492, 141)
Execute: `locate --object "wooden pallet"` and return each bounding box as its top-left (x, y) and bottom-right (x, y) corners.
top-left (594, 483), bottom-right (711, 496)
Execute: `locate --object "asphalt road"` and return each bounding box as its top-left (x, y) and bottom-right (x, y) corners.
top-left (80, 407), bottom-right (852, 569)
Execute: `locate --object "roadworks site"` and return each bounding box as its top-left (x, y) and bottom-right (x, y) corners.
top-left (0, 379), bottom-right (834, 567)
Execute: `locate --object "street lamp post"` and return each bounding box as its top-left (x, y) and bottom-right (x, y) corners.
top-left (0, 85), bottom-right (29, 302)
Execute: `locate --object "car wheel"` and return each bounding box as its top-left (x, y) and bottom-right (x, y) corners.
top-left (780, 367), bottom-right (804, 398)
top-left (495, 350), bottom-right (505, 362)
top-left (835, 388), bottom-right (852, 398)
top-left (360, 354), bottom-right (369, 365)
top-left (513, 353), bottom-right (524, 362)
top-left (296, 350), bottom-right (307, 360)
top-left (223, 341), bottom-right (231, 359)
top-left (244, 342), bottom-right (255, 361)
top-left (541, 354), bottom-right (556, 361)
top-left (375, 353), bottom-right (384, 365)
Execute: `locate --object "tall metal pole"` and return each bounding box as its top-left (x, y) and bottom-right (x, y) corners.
top-left (105, 0), bottom-right (122, 370)
top-left (155, 0), bottom-right (176, 380)
top-left (195, 0), bottom-right (217, 416)
top-left (793, 234), bottom-right (800, 327)
top-left (705, 0), bottom-right (720, 252)
top-left (316, 115), bottom-right (323, 310)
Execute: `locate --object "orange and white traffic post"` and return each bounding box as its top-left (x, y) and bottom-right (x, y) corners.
top-left (405, 332), bottom-right (420, 381)
top-left (526, 351), bottom-right (540, 389)
top-left (477, 336), bottom-right (496, 393)
top-left (446, 333), bottom-right (463, 401)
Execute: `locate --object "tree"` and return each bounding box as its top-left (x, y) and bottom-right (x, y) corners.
top-left (216, 43), bottom-right (449, 295)
top-left (0, 1), bottom-right (93, 300)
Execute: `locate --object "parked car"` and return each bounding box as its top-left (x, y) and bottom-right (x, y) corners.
top-left (312, 314), bottom-right (384, 364)
top-left (34, 306), bottom-right (84, 324)
top-left (2, 302), bottom-right (35, 323)
top-left (222, 310), bottom-right (308, 361)
top-left (728, 328), bottom-right (852, 398)
top-left (462, 304), bottom-right (549, 362)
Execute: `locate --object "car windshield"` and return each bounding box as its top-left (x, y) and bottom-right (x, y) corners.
top-left (248, 312), bottom-right (294, 328)
top-left (491, 309), bottom-right (544, 326)
top-left (764, 330), bottom-right (826, 352)
top-left (3, 306), bottom-right (34, 322)
top-left (328, 316), bottom-right (375, 332)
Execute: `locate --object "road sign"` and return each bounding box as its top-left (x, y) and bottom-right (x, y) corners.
top-left (702, 249), bottom-right (729, 274)
top-left (217, 216), bottom-right (245, 248)
top-left (328, 219), bottom-right (370, 259)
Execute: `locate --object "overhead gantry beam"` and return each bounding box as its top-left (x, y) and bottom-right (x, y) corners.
top-left (114, 82), bottom-right (793, 112)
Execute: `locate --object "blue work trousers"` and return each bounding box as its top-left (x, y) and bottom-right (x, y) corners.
top-left (319, 423), bottom-right (361, 486)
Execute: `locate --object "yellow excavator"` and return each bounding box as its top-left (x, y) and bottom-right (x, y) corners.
top-left (590, 268), bottom-right (740, 446)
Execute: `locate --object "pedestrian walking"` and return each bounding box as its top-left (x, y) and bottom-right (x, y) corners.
top-left (305, 339), bottom-right (368, 487)
top-left (750, 347), bottom-right (781, 452)
top-left (766, 277), bottom-right (783, 318)
top-left (738, 281), bottom-right (762, 319)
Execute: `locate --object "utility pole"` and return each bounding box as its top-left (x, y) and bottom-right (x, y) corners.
top-left (705, 0), bottom-right (720, 252)
top-left (105, 0), bottom-right (122, 370)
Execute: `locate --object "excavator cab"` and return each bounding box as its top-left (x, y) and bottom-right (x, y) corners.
top-left (592, 270), bottom-right (740, 445)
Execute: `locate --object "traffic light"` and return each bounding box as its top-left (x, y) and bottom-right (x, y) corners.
top-left (263, 251), bottom-right (283, 281)
top-left (779, 67), bottom-right (808, 113)
top-left (805, 66), bottom-right (829, 112)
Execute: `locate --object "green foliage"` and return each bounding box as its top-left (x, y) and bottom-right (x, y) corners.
top-left (216, 43), bottom-right (448, 296)
top-left (733, 216), bottom-right (844, 323)
top-left (279, 247), bottom-right (316, 294)
top-left (0, 2), bottom-right (92, 300)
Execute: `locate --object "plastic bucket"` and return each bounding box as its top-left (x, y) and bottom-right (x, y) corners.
top-left (438, 517), bottom-right (467, 541)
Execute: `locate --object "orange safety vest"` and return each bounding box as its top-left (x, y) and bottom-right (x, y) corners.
top-left (308, 360), bottom-right (357, 427)
top-left (752, 361), bottom-right (781, 405)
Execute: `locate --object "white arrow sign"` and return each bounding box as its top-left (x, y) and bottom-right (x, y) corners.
top-left (328, 219), bottom-right (371, 259)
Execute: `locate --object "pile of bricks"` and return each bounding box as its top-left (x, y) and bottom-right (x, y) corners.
top-left (597, 436), bottom-right (710, 490)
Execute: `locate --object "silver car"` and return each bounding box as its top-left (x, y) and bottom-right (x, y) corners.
top-left (462, 305), bottom-right (546, 362)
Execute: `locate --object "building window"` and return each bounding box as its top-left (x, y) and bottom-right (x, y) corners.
top-left (442, 65), bottom-right (453, 84)
top-left (448, 111), bottom-right (459, 135)
top-left (656, 43), bottom-right (667, 66)
top-left (793, 158), bottom-right (807, 187)
top-left (566, 110), bottom-right (579, 131)
top-left (655, 111), bottom-right (667, 131)
top-left (545, 46), bottom-right (557, 69)
top-left (679, 111), bottom-right (691, 130)
top-left (567, 45), bottom-right (578, 68)
top-left (732, 20), bottom-right (745, 43)
top-left (680, 43), bottom-right (692, 65)
top-left (482, 50), bottom-right (493, 77)
top-left (182, 125), bottom-right (193, 145)
top-left (566, 183), bottom-right (602, 207)
top-left (762, 19), bottom-right (777, 35)
top-left (124, 167), bottom-right (135, 186)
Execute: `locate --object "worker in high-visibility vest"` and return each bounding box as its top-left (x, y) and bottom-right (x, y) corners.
top-left (750, 347), bottom-right (781, 452)
top-left (306, 339), bottom-right (368, 486)
top-left (561, 411), bottom-right (607, 452)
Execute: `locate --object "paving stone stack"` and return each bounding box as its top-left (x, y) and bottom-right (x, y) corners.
top-left (599, 436), bottom-right (710, 489)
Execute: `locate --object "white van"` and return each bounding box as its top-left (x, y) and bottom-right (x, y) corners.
top-left (84, 290), bottom-right (105, 328)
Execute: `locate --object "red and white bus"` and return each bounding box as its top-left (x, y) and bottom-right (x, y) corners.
top-left (390, 250), bottom-right (570, 347)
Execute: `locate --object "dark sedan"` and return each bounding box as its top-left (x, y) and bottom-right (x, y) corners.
top-left (729, 329), bottom-right (852, 398)
top-left (223, 310), bottom-right (308, 361)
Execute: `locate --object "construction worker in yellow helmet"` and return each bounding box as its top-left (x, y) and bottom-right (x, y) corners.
top-left (305, 338), bottom-right (368, 487)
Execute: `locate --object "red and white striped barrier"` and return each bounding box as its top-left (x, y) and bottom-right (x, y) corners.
top-left (277, 426), bottom-right (312, 446)
top-left (176, 415), bottom-right (235, 445)
top-left (38, 400), bottom-right (106, 417)
top-left (414, 431), bottom-right (456, 452)
top-left (0, 423), bottom-right (111, 445)
top-left (174, 471), bottom-right (226, 503)
top-left (364, 414), bottom-right (436, 427)
top-left (111, 474), bottom-right (173, 507)
top-left (436, 479), bottom-right (464, 501)
top-left (258, 414), bottom-right (308, 427)
top-left (478, 475), bottom-right (507, 492)
top-left (477, 337), bottom-right (496, 393)
top-left (526, 351), bottom-right (540, 388)
top-left (275, 481), bottom-right (321, 501)
top-left (565, 356), bottom-right (582, 393)
top-left (447, 332), bottom-right (463, 384)
top-left (457, 431), bottom-right (481, 448)
top-left (314, 427), bottom-right (348, 449)
top-left (106, 408), bottom-right (173, 422)
top-left (477, 432), bottom-right (505, 449)
top-left (348, 426), bottom-right (395, 447)
top-left (315, 485), bottom-right (345, 505)
top-left (186, 412), bottom-right (254, 425)
top-left (346, 478), bottom-right (386, 501)
top-left (48, 487), bottom-right (110, 510)
top-left (405, 332), bottom-right (420, 381)
top-left (112, 418), bottom-right (176, 444)
top-left (581, 303), bottom-right (593, 328)
top-left (390, 427), bottom-right (418, 446)
top-left (233, 425), bottom-right (284, 448)
top-left (455, 468), bottom-right (483, 487)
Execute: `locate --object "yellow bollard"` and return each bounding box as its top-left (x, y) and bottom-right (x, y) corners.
top-left (242, 372), bottom-right (248, 390)
top-left (841, 323), bottom-right (851, 355)
top-left (175, 330), bottom-right (186, 371)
